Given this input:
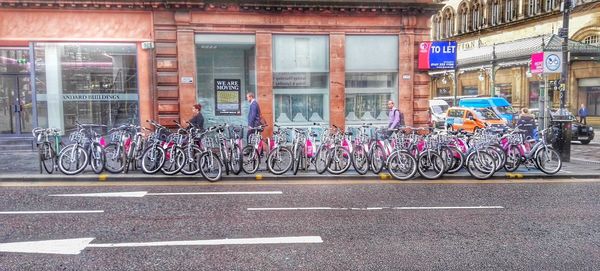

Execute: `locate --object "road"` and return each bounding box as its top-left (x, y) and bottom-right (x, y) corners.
top-left (0, 179), bottom-right (599, 270)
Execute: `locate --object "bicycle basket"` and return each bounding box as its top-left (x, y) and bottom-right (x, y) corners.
top-left (201, 135), bottom-right (219, 150)
top-left (69, 131), bottom-right (86, 144)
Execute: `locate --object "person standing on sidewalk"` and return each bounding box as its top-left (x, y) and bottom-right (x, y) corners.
top-left (387, 100), bottom-right (404, 137)
top-left (578, 104), bottom-right (588, 125)
top-left (517, 108), bottom-right (537, 140)
top-left (189, 103), bottom-right (204, 131)
top-left (246, 92), bottom-right (262, 142)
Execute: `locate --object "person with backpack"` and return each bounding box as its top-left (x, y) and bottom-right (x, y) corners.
top-left (517, 108), bottom-right (537, 140)
top-left (387, 100), bottom-right (404, 137)
top-left (246, 92), bottom-right (263, 142)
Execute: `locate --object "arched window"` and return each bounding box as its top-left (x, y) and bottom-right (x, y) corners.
top-left (459, 2), bottom-right (469, 34)
top-left (471, 1), bottom-right (482, 31)
top-left (505, 0), bottom-right (515, 22)
top-left (432, 15), bottom-right (442, 40)
top-left (443, 8), bottom-right (455, 38)
top-left (491, 0), bottom-right (502, 26)
top-left (583, 35), bottom-right (600, 46)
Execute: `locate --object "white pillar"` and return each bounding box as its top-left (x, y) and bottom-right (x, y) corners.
top-left (44, 44), bottom-right (64, 132)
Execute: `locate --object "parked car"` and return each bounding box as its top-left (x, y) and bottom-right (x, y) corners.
top-left (459, 97), bottom-right (518, 126)
top-left (429, 99), bottom-right (449, 129)
top-left (529, 108), bottom-right (594, 144)
top-left (445, 107), bottom-right (507, 133)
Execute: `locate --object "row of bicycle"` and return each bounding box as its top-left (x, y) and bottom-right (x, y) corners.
top-left (32, 120), bottom-right (562, 181)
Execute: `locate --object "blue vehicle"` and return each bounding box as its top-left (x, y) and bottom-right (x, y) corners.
top-left (458, 97), bottom-right (517, 126)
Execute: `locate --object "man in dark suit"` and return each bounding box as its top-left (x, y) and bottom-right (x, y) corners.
top-left (246, 92), bottom-right (261, 143)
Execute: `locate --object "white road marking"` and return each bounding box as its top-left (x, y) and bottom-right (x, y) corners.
top-left (49, 191), bottom-right (282, 198)
top-left (248, 206), bottom-right (504, 211)
top-left (0, 236), bottom-right (323, 255)
top-left (0, 210), bottom-right (104, 215)
top-left (146, 191), bottom-right (283, 196)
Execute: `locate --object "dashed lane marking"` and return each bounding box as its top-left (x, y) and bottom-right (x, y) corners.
top-left (247, 206), bottom-right (504, 211)
top-left (0, 210), bottom-right (104, 215)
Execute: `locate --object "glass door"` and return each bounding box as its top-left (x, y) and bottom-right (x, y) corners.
top-left (0, 75), bottom-right (32, 134)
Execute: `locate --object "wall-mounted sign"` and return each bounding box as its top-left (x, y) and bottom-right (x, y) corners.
top-left (418, 41), bottom-right (457, 70)
top-left (543, 51), bottom-right (562, 74)
top-left (181, 77), bottom-right (194, 84)
top-left (530, 52), bottom-right (544, 74)
top-left (273, 72), bottom-right (310, 87)
top-left (214, 79), bottom-right (241, 116)
top-left (35, 93), bottom-right (139, 102)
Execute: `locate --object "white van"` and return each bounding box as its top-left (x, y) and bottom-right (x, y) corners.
top-left (429, 99), bottom-right (449, 128)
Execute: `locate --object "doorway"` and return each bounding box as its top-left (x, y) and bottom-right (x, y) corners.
top-left (0, 75), bottom-right (32, 134)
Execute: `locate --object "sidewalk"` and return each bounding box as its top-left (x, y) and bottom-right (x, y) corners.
top-left (0, 149), bottom-right (598, 182)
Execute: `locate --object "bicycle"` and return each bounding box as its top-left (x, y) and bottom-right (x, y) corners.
top-left (32, 127), bottom-right (63, 174)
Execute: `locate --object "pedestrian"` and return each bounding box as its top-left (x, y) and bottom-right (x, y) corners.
top-left (517, 108), bottom-right (536, 140)
top-left (246, 92), bottom-right (263, 142)
top-left (387, 100), bottom-right (404, 137)
top-left (189, 103), bottom-right (204, 130)
top-left (578, 104), bottom-right (588, 125)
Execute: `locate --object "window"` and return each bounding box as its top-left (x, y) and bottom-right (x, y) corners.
top-left (583, 35), bottom-right (600, 46)
top-left (505, 0), bottom-right (515, 22)
top-left (586, 87), bottom-right (600, 116)
top-left (432, 15), bottom-right (442, 40)
top-left (345, 36), bottom-right (398, 126)
top-left (528, 0), bottom-right (540, 16)
top-left (443, 9), bottom-right (455, 38)
top-left (472, 2), bottom-right (481, 31)
top-left (448, 109), bottom-right (465, 118)
top-left (459, 3), bottom-right (469, 33)
top-left (491, 0), bottom-right (501, 25)
top-left (544, 0), bottom-right (557, 12)
top-left (34, 43), bottom-right (138, 132)
top-left (273, 35), bottom-right (329, 126)
top-left (495, 83), bottom-right (513, 103)
top-left (196, 34), bottom-right (256, 127)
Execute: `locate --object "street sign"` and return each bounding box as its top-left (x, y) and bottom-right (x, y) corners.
top-left (543, 51), bottom-right (563, 73)
top-left (418, 41), bottom-right (457, 70)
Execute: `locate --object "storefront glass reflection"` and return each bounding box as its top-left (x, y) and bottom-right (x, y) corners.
top-left (34, 43), bottom-right (138, 132)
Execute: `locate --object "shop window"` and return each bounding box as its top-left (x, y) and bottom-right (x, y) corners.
top-left (586, 87), bottom-right (600, 116)
top-left (528, 81), bottom-right (543, 110)
top-left (345, 36), bottom-right (398, 126)
top-left (196, 34), bottom-right (256, 127)
top-left (34, 43), bottom-right (138, 132)
top-left (463, 86), bottom-right (479, 96)
top-left (273, 35), bottom-right (329, 126)
top-left (495, 83), bottom-right (513, 103)
top-left (437, 88), bottom-right (451, 97)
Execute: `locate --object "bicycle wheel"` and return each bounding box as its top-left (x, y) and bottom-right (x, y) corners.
top-left (161, 146), bottom-right (185, 175)
top-left (445, 146), bottom-right (465, 174)
top-left (466, 151), bottom-right (495, 180)
top-left (229, 143), bottom-right (242, 175)
top-left (58, 145), bottom-right (89, 175)
top-left (104, 143), bottom-right (125, 173)
top-left (535, 147), bottom-right (562, 175)
top-left (292, 146), bottom-right (304, 175)
top-left (267, 147), bottom-right (292, 175)
top-left (417, 151), bottom-right (445, 180)
top-left (326, 146), bottom-right (351, 175)
top-left (503, 145), bottom-right (521, 172)
top-left (180, 145), bottom-right (203, 175)
top-left (485, 146), bottom-right (505, 172)
top-left (39, 142), bottom-right (55, 174)
top-left (370, 144), bottom-right (385, 174)
top-left (314, 146), bottom-right (329, 174)
top-left (90, 144), bottom-right (105, 174)
top-left (387, 151), bottom-right (417, 180)
top-left (242, 145), bottom-right (260, 174)
top-left (352, 145), bottom-right (369, 175)
top-left (141, 145), bottom-right (166, 174)
top-left (199, 151), bottom-right (223, 182)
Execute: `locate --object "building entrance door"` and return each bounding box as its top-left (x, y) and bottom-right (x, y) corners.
top-left (0, 75), bottom-right (32, 135)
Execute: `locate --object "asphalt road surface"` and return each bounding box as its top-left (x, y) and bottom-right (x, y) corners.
top-left (0, 179), bottom-right (599, 270)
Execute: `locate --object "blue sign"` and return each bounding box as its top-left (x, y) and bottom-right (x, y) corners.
top-left (428, 41), bottom-right (457, 70)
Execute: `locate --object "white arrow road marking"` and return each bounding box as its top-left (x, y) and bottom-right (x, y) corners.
top-left (0, 210), bottom-right (104, 215)
top-left (0, 236), bottom-right (323, 255)
top-left (248, 206), bottom-right (504, 211)
top-left (49, 191), bottom-right (283, 198)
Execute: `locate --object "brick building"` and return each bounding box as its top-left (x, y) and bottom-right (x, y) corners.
top-left (0, 0), bottom-right (442, 140)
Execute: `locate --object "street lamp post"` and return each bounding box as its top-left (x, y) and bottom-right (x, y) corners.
top-left (553, 0), bottom-right (572, 162)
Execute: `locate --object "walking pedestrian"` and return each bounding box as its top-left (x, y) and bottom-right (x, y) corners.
top-left (386, 100), bottom-right (404, 137)
top-left (517, 108), bottom-right (537, 140)
top-left (246, 92), bottom-right (263, 142)
top-left (578, 104), bottom-right (588, 125)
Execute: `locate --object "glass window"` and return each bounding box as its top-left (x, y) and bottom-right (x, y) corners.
top-left (345, 36), bottom-right (398, 126)
top-left (495, 83), bottom-right (513, 103)
top-left (196, 34), bottom-right (256, 127)
top-left (585, 87), bottom-right (600, 116)
top-left (583, 35), bottom-right (599, 46)
top-left (463, 86), bottom-right (479, 96)
top-left (34, 43), bottom-right (138, 132)
top-left (273, 35), bottom-right (329, 126)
